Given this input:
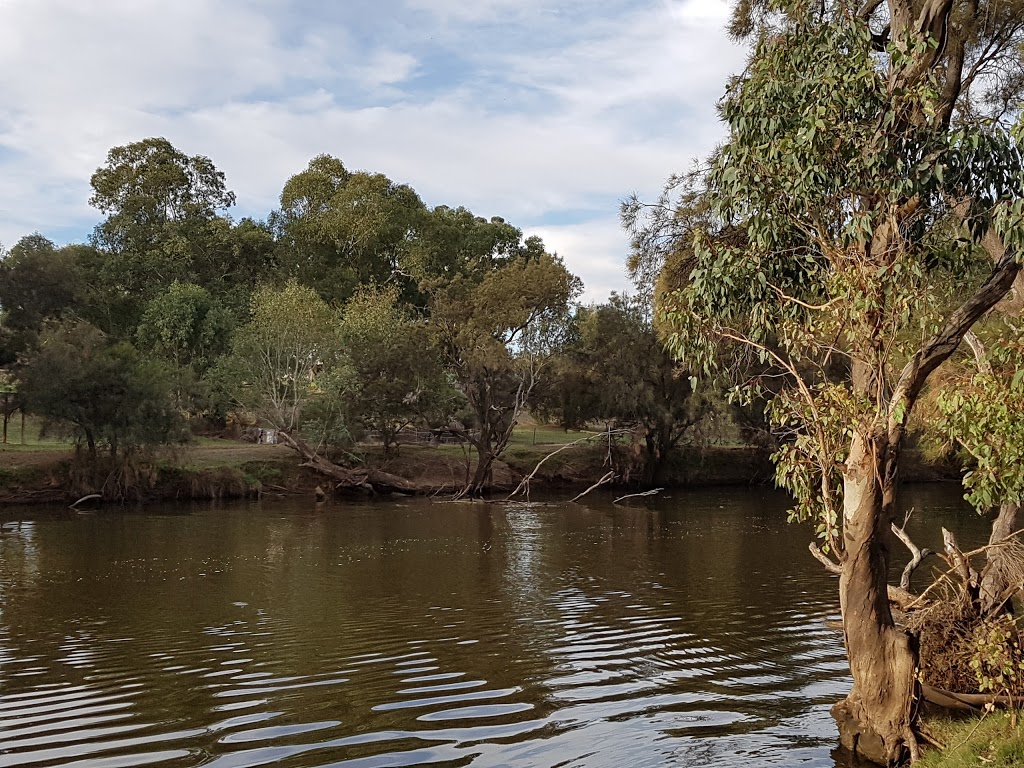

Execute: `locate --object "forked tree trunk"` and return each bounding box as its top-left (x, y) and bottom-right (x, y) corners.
top-left (832, 434), bottom-right (919, 766)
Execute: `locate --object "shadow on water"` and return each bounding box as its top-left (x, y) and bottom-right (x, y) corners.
top-left (0, 483), bottom-right (991, 767)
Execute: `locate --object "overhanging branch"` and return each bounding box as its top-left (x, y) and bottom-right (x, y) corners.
top-left (889, 243), bottom-right (1019, 439)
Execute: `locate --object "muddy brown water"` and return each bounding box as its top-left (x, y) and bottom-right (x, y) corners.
top-left (0, 485), bottom-right (989, 767)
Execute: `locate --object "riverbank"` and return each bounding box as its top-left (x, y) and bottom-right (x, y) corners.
top-left (0, 436), bottom-right (959, 505)
top-left (919, 712), bottom-right (1024, 767)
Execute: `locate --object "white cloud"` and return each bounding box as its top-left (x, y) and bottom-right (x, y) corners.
top-left (0, 0), bottom-right (746, 296)
top-left (529, 219), bottom-right (634, 304)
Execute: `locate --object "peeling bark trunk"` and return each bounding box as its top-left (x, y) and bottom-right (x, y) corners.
top-left (980, 501), bottom-right (1023, 614)
top-left (833, 433), bottom-right (919, 766)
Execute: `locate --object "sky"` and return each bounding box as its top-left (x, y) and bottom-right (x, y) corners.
top-left (0, 0), bottom-right (747, 302)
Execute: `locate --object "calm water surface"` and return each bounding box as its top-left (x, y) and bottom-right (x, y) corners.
top-left (0, 486), bottom-right (987, 767)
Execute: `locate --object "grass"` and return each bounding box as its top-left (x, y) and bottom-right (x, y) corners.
top-left (919, 712), bottom-right (1024, 767)
top-left (0, 415), bottom-right (73, 450)
top-left (507, 424), bottom-right (606, 447)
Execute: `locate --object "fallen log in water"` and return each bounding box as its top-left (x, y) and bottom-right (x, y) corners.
top-left (276, 430), bottom-right (418, 496)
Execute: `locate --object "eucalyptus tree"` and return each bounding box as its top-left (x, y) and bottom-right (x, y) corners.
top-left (272, 155), bottom-right (427, 305)
top-left (413, 208), bottom-right (581, 496)
top-left (626, 1), bottom-right (1024, 762)
top-left (87, 137), bottom-right (252, 335)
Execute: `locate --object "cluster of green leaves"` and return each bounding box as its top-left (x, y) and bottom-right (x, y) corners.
top-left (211, 280), bottom-right (350, 437)
top-left (19, 320), bottom-right (185, 459)
top-left (937, 332), bottom-right (1024, 512)
top-left (769, 383), bottom-right (862, 551)
top-left (970, 614), bottom-right (1024, 698)
top-left (339, 285), bottom-right (459, 455)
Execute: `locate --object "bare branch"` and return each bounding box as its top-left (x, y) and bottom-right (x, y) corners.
top-left (569, 471), bottom-right (616, 503)
top-left (890, 520), bottom-right (935, 592)
top-left (613, 488), bottom-right (663, 505)
top-left (889, 243), bottom-right (1020, 440)
top-left (507, 431), bottom-right (626, 501)
top-left (809, 542), bottom-right (843, 574)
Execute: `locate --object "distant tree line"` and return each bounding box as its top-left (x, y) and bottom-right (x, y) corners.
top-left (0, 138), bottom-right (721, 497)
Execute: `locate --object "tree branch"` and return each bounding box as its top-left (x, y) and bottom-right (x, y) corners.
top-left (613, 488), bottom-right (663, 505)
top-left (809, 541), bottom-right (843, 574)
top-left (891, 520), bottom-right (935, 592)
top-left (888, 243), bottom-right (1019, 440)
top-left (569, 471), bottom-right (616, 503)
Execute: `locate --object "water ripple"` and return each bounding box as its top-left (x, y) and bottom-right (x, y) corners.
top-left (0, 492), bottom-right (934, 767)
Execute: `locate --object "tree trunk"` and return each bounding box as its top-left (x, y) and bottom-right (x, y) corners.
top-left (463, 448), bottom-right (496, 497)
top-left (980, 501), bottom-right (1022, 614)
top-left (832, 433), bottom-right (919, 766)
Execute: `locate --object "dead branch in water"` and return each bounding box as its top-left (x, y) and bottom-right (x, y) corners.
top-left (507, 429), bottom-right (629, 501)
top-left (569, 471), bottom-right (616, 503)
top-left (69, 493), bottom-right (102, 509)
top-left (613, 488), bottom-right (663, 505)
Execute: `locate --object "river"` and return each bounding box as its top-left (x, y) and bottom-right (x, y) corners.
top-left (0, 485), bottom-right (989, 767)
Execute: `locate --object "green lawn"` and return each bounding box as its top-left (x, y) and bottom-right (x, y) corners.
top-left (919, 713), bottom-right (1024, 768)
top-left (0, 415), bottom-right (72, 450)
top-left (507, 424), bottom-right (606, 446)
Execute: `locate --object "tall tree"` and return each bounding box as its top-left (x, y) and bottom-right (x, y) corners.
top-left (426, 244), bottom-right (581, 496)
top-left (272, 155), bottom-right (426, 305)
top-left (627, 2), bottom-right (1024, 762)
top-left (88, 137), bottom-right (237, 327)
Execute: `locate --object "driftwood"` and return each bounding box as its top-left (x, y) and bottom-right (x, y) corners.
top-left (922, 684), bottom-right (1020, 713)
top-left (69, 493), bottom-right (102, 509)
